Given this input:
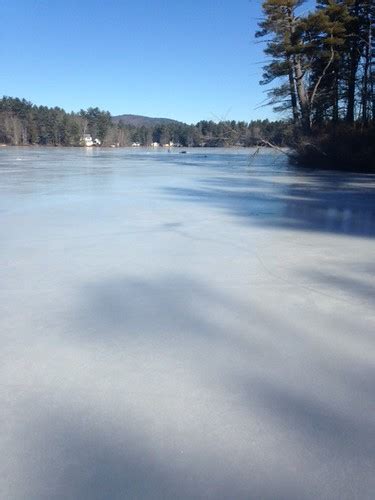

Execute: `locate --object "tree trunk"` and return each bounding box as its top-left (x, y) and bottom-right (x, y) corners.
top-left (286, 6), bottom-right (310, 131)
top-left (346, 0), bottom-right (360, 123)
top-left (346, 57), bottom-right (358, 122)
top-left (288, 60), bottom-right (299, 124)
top-left (293, 55), bottom-right (311, 132)
top-left (362, 35), bottom-right (370, 123)
top-left (333, 71), bottom-right (339, 122)
top-left (369, 9), bottom-right (374, 122)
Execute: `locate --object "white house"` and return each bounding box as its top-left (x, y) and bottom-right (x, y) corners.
top-left (82, 134), bottom-right (94, 147)
top-left (81, 134), bottom-right (101, 147)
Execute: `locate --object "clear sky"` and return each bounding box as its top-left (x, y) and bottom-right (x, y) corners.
top-left (2, 0), bottom-right (278, 123)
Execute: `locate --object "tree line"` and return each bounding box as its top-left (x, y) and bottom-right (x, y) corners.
top-left (257, 0), bottom-right (375, 170)
top-left (0, 97), bottom-right (112, 146)
top-left (0, 96), bottom-right (294, 148)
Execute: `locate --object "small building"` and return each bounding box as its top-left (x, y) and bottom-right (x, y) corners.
top-left (132, 142), bottom-right (141, 147)
top-left (151, 142), bottom-right (159, 147)
top-left (81, 134), bottom-right (101, 147)
top-left (81, 134), bottom-right (94, 147)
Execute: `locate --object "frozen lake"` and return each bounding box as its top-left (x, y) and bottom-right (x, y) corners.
top-left (1, 147), bottom-right (375, 499)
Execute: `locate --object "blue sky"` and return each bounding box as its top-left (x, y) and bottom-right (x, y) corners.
top-left (2, 0), bottom-right (289, 123)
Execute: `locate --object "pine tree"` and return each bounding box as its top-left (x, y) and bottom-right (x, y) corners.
top-left (256, 0), bottom-right (305, 126)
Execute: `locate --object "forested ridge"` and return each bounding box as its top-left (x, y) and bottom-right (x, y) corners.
top-left (0, 96), bottom-right (293, 148)
top-left (257, 0), bottom-right (375, 171)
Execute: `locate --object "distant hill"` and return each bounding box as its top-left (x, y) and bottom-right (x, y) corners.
top-left (112, 114), bottom-right (183, 127)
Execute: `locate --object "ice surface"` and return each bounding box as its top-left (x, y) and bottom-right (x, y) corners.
top-left (1, 147), bottom-right (375, 499)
